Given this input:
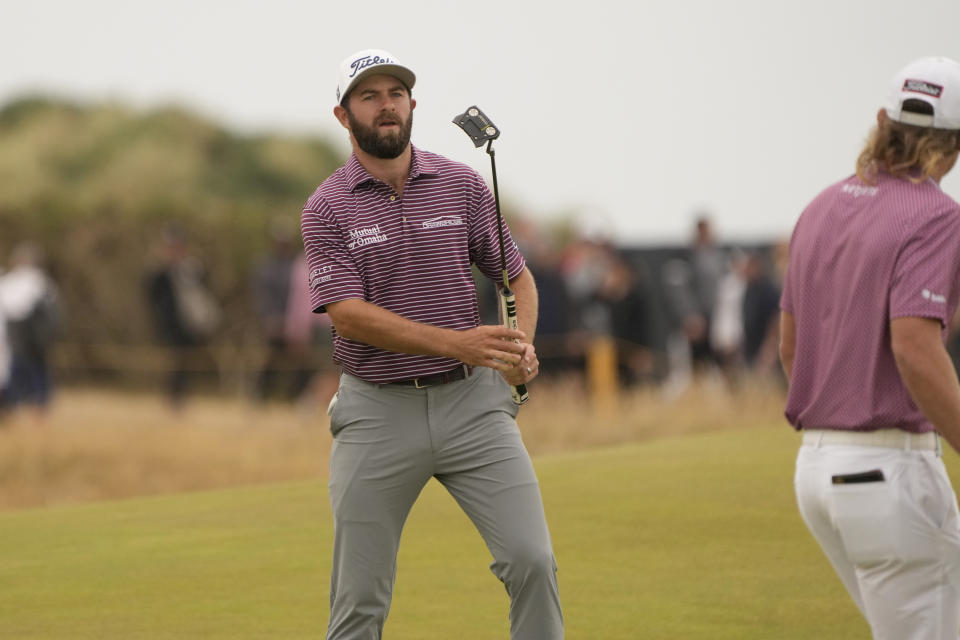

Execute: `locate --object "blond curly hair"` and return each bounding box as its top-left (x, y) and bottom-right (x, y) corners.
top-left (856, 102), bottom-right (960, 184)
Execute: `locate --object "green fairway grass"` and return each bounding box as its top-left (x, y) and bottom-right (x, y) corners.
top-left (4, 424), bottom-right (953, 639)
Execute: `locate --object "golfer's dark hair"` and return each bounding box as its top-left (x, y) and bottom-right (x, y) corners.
top-left (856, 99), bottom-right (960, 184)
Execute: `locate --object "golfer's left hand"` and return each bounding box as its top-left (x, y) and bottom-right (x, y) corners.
top-left (501, 343), bottom-right (539, 386)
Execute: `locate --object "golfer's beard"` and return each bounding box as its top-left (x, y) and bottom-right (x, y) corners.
top-left (349, 111), bottom-right (413, 159)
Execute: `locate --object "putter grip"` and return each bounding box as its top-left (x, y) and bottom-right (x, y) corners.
top-left (500, 289), bottom-right (530, 405)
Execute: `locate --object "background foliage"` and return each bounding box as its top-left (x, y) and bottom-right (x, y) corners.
top-left (0, 96), bottom-right (343, 373)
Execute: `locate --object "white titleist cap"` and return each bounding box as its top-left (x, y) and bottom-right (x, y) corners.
top-left (336, 49), bottom-right (416, 106)
top-left (885, 56), bottom-right (960, 130)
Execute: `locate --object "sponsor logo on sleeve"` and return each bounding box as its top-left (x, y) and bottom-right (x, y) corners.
top-left (309, 265), bottom-right (334, 289)
top-left (422, 215), bottom-right (464, 229)
top-left (922, 288), bottom-right (947, 304)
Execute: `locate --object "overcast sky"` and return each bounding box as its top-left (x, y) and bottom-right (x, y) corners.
top-left (3, 0), bottom-right (959, 245)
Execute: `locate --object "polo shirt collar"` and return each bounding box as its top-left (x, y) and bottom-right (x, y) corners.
top-left (343, 145), bottom-right (439, 192)
top-left (409, 145), bottom-right (439, 180)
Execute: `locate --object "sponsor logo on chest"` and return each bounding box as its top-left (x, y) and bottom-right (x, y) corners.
top-left (422, 215), bottom-right (463, 229)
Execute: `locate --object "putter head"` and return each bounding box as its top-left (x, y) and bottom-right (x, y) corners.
top-left (452, 106), bottom-right (500, 147)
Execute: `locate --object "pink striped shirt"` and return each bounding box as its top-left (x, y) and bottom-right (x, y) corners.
top-left (301, 146), bottom-right (526, 383)
top-left (781, 172), bottom-right (960, 433)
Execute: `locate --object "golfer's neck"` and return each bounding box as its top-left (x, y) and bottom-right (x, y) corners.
top-left (354, 145), bottom-right (412, 197)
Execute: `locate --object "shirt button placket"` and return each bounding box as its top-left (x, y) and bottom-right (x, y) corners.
top-left (390, 193), bottom-right (406, 227)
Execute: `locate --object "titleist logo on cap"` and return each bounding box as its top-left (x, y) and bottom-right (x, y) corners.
top-left (903, 78), bottom-right (943, 98)
top-left (349, 55), bottom-right (393, 79)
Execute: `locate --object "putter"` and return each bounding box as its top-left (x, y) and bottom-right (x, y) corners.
top-left (452, 106), bottom-right (529, 405)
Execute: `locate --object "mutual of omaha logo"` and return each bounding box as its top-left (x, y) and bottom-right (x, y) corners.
top-left (348, 224), bottom-right (388, 249)
top-left (422, 215), bottom-right (463, 229)
top-left (309, 265), bottom-right (334, 289)
top-left (903, 78), bottom-right (943, 98)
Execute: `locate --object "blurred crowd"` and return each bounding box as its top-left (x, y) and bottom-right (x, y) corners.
top-left (0, 213), bottom-right (795, 418)
top-left (506, 215), bottom-right (787, 396)
top-left (140, 220), bottom-right (338, 411)
top-left (0, 242), bottom-right (62, 420)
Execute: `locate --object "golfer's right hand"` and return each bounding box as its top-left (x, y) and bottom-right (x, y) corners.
top-left (455, 325), bottom-right (527, 371)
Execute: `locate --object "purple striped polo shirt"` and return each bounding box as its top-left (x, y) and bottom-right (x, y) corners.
top-left (781, 172), bottom-right (960, 433)
top-left (301, 145), bottom-right (526, 383)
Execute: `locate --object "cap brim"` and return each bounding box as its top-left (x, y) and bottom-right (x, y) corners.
top-left (341, 65), bottom-right (416, 104)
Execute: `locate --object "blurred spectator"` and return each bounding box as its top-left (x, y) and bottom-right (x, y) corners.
top-left (144, 225), bottom-right (221, 409)
top-left (660, 257), bottom-right (696, 395)
top-left (659, 216), bottom-right (730, 396)
top-left (530, 257), bottom-right (573, 377)
top-left (510, 218), bottom-right (574, 377)
top-left (558, 235), bottom-right (619, 380)
top-left (597, 253), bottom-right (654, 387)
top-left (0, 243), bottom-right (62, 416)
top-left (688, 216), bottom-right (726, 368)
top-left (741, 249), bottom-right (783, 375)
top-left (0, 274), bottom-right (10, 418)
top-left (561, 236), bottom-right (615, 336)
top-left (711, 250), bottom-right (747, 383)
top-left (251, 217), bottom-right (306, 402)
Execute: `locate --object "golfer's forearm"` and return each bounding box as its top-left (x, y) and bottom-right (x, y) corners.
top-left (780, 353), bottom-right (794, 383)
top-left (326, 298), bottom-right (457, 359)
top-left (509, 267), bottom-right (538, 344)
top-left (779, 311), bottom-right (795, 383)
top-left (892, 318), bottom-right (960, 453)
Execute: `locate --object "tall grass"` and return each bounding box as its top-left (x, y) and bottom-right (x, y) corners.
top-left (0, 376), bottom-right (786, 510)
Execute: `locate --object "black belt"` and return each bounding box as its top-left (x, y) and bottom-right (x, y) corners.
top-left (389, 365), bottom-right (472, 388)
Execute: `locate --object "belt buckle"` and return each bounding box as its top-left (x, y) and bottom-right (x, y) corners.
top-left (414, 377), bottom-right (430, 389)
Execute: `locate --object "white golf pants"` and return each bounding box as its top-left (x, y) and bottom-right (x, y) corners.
top-left (795, 430), bottom-right (960, 639)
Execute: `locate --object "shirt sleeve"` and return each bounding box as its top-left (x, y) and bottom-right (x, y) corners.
top-left (466, 170), bottom-right (526, 284)
top-left (301, 201), bottom-right (365, 313)
top-left (890, 207), bottom-right (960, 326)
top-left (779, 220), bottom-right (802, 315)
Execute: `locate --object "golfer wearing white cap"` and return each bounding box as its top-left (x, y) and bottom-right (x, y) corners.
top-left (301, 49), bottom-right (562, 639)
top-left (782, 57), bottom-right (960, 638)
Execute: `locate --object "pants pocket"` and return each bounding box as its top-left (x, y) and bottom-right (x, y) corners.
top-left (830, 479), bottom-right (898, 564)
top-left (910, 456), bottom-right (960, 587)
top-left (488, 369), bottom-right (520, 419)
top-left (328, 377), bottom-right (348, 437)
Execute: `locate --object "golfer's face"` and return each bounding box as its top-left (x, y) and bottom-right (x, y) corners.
top-left (346, 74), bottom-right (414, 137)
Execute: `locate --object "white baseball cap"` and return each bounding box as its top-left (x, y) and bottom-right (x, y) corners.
top-left (336, 49), bottom-right (416, 106)
top-left (885, 56), bottom-right (960, 130)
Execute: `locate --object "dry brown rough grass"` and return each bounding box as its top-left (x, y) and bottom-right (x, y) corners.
top-left (0, 375), bottom-right (786, 510)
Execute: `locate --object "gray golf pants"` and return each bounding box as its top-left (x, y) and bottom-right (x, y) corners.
top-left (325, 367), bottom-right (563, 640)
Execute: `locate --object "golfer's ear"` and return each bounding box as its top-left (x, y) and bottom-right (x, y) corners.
top-left (334, 105), bottom-right (350, 130)
top-left (410, 97), bottom-right (417, 111)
